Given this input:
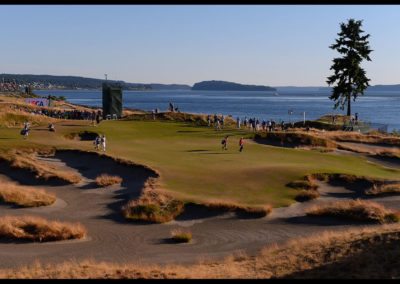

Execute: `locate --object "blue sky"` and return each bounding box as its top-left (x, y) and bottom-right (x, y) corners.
top-left (1, 5), bottom-right (400, 86)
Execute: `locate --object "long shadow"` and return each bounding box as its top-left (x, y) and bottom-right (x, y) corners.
top-left (175, 203), bottom-right (228, 221)
top-left (53, 150), bottom-right (158, 224)
top-left (283, 215), bottom-right (369, 226)
top-left (185, 149), bottom-right (209, 153)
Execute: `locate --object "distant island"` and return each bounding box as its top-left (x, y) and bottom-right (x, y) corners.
top-left (0, 74), bottom-right (191, 91)
top-left (192, 80), bottom-right (276, 91)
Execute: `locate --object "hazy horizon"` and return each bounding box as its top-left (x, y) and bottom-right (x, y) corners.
top-left (1, 5), bottom-right (400, 86)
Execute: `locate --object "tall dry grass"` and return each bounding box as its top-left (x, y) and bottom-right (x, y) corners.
top-left (306, 199), bottom-right (400, 223)
top-left (202, 200), bottom-right (272, 218)
top-left (1, 150), bottom-right (82, 184)
top-left (95, 174), bottom-right (123, 187)
top-left (0, 181), bottom-right (56, 207)
top-left (365, 183), bottom-right (400, 196)
top-left (0, 216), bottom-right (86, 242)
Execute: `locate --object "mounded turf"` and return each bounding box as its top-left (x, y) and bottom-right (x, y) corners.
top-left (2, 118), bottom-right (400, 207)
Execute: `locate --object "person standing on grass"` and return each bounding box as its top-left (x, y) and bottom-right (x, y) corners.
top-left (221, 135), bottom-right (228, 150)
top-left (236, 117), bottom-right (241, 129)
top-left (207, 114), bottom-right (211, 127)
top-left (101, 135), bottom-right (106, 152)
top-left (239, 137), bottom-right (244, 152)
top-left (221, 115), bottom-right (225, 129)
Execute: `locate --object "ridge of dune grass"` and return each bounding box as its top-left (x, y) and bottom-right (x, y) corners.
top-left (95, 174), bottom-right (122, 187)
top-left (0, 215), bottom-right (86, 242)
top-left (122, 179), bottom-right (184, 223)
top-left (0, 149), bottom-right (81, 184)
top-left (306, 199), bottom-right (400, 224)
top-left (365, 183), bottom-right (400, 196)
top-left (0, 180), bottom-right (55, 207)
top-left (199, 200), bottom-right (272, 218)
top-left (3, 224), bottom-right (400, 278)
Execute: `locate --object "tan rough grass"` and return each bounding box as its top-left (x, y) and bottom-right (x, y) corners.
top-left (0, 216), bottom-right (86, 242)
top-left (2, 150), bottom-right (82, 184)
top-left (202, 200), bottom-right (272, 217)
top-left (3, 224), bottom-right (400, 278)
top-left (306, 199), bottom-right (400, 223)
top-left (95, 174), bottom-right (122, 187)
top-left (0, 181), bottom-right (56, 207)
top-left (366, 183), bottom-right (400, 196)
top-left (170, 228), bottom-right (192, 243)
top-left (122, 179), bottom-right (184, 223)
top-left (295, 190), bottom-right (320, 202)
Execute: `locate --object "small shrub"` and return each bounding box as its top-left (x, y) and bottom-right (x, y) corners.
top-left (95, 174), bottom-right (123, 187)
top-left (170, 228), bottom-right (192, 243)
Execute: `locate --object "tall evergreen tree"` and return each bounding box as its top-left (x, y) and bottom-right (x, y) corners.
top-left (327, 19), bottom-right (372, 116)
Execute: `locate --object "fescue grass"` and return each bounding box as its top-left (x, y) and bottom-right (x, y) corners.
top-left (306, 199), bottom-right (400, 224)
top-left (0, 150), bottom-right (82, 184)
top-left (365, 183), bottom-right (400, 196)
top-left (0, 181), bottom-right (56, 207)
top-left (122, 181), bottom-right (184, 223)
top-left (95, 174), bottom-right (123, 187)
top-left (202, 201), bottom-right (272, 218)
top-left (170, 228), bottom-right (192, 243)
top-left (0, 216), bottom-right (86, 242)
top-left (295, 190), bottom-right (320, 202)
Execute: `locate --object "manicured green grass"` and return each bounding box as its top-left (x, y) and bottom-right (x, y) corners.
top-left (2, 119), bottom-right (400, 207)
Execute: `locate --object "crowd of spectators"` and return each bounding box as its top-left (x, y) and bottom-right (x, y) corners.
top-left (9, 104), bottom-right (102, 121)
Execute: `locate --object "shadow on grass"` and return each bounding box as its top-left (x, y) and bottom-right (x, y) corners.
top-left (186, 149), bottom-right (209, 153)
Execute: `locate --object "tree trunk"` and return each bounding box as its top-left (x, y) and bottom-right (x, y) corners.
top-left (347, 94), bottom-right (351, 116)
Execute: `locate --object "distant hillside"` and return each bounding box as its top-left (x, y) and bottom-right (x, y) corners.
top-left (192, 80), bottom-right (276, 91)
top-left (368, 84), bottom-right (400, 91)
top-left (147, 83), bottom-right (191, 90)
top-left (0, 74), bottom-right (191, 91)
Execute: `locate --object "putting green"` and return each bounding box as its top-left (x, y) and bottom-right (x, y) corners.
top-left (2, 119), bottom-right (400, 207)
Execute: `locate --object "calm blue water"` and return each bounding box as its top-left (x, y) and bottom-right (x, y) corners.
top-left (35, 89), bottom-right (400, 131)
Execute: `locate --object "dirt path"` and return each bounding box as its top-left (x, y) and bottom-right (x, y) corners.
top-left (0, 150), bottom-right (399, 269)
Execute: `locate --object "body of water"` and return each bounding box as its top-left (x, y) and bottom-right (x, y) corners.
top-left (35, 89), bottom-right (400, 132)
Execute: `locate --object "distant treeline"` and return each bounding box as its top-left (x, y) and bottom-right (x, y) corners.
top-left (192, 80), bottom-right (276, 91)
top-left (0, 74), bottom-right (191, 91)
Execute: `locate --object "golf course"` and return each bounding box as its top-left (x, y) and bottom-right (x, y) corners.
top-left (1, 97), bottom-right (400, 278)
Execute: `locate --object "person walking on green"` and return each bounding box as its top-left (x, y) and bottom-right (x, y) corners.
top-left (221, 135), bottom-right (228, 150)
top-left (239, 137), bottom-right (244, 152)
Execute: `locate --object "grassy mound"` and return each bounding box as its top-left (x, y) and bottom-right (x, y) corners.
top-left (95, 174), bottom-right (123, 187)
top-left (170, 228), bottom-right (192, 243)
top-left (0, 181), bottom-right (56, 207)
top-left (122, 182), bottom-right (184, 223)
top-left (0, 216), bottom-right (86, 242)
top-left (306, 199), bottom-right (400, 223)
